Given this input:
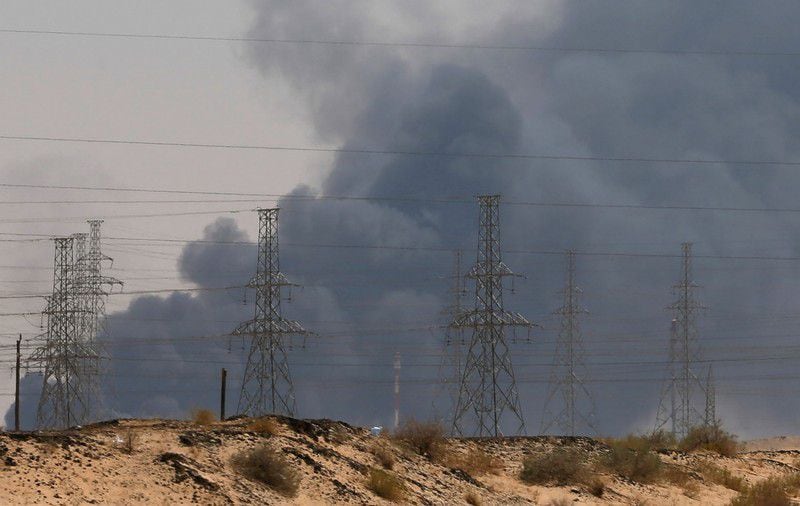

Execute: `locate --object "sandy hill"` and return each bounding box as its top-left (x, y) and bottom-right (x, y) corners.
top-left (0, 416), bottom-right (798, 505)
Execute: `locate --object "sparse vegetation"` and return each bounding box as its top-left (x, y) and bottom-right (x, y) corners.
top-left (520, 448), bottom-right (589, 486)
top-left (247, 417), bottom-right (278, 436)
top-left (643, 429), bottom-right (677, 450)
top-left (191, 408), bottom-right (216, 426)
top-left (231, 445), bottom-right (300, 497)
top-left (663, 464), bottom-right (691, 487)
top-left (601, 437), bottom-right (663, 483)
top-left (122, 429), bottom-right (139, 454)
top-left (587, 477), bottom-right (606, 497)
top-left (366, 468), bottom-right (406, 502)
top-left (370, 444), bottom-right (396, 470)
top-left (680, 424), bottom-right (739, 457)
top-left (702, 462), bottom-right (746, 491)
top-left (447, 448), bottom-right (502, 476)
top-left (393, 418), bottom-right (446, 458)
top-left (464, 491), bottom-right (482, 506)
top-left (729, 477), bottom-right (790, 506)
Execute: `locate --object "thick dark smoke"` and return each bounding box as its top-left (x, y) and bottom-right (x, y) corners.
top-left (8, 2), bottom-right (800, 437)
top-left (244, 1), bottom-right (800, 438)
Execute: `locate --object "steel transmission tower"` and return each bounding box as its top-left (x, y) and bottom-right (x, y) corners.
top-left (234, 208), bottom-right (309, 417)
top-left (655, 242), bottom-right (708, 438)
top-left (540, 250), bottom-right (596, 436)
top-left (433, 251), bottom-right (467, 428)
top-left (451, 195), bottom-right (533, 437)
top-left (30, 221), bottom-right (121, 429)
top-left (30, 237), bottom-right (84, 428)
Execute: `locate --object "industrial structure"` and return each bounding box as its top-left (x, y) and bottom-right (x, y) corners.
top-left (29, 221), bottom-right (120, 429)
top-left (540, 250), bottom-right (596, 436)
top-left (451, 195), bottom-right (533, 437)
top-left (655, 242), bottom-right (715, 438)
top-left (233, 208), bottom-right (310, 417)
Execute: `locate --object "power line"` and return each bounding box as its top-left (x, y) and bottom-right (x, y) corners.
top-left (8, 183), bottom-right (800, 215)
top-left (3, 134), bottom-right (800, 166)
top-left (2, 28), bottom-right (799, 58)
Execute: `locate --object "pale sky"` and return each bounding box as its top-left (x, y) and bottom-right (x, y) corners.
top-left (0, 0), bottom-right (326, 407)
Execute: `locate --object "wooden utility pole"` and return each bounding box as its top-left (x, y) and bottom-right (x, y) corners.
top-left (220, 368), bottom-right (227, 422)
top-left (15, 335), bottom-right (21, 431)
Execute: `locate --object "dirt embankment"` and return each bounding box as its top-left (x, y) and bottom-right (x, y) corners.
top-left (0, 417), bottom-right (798, 505)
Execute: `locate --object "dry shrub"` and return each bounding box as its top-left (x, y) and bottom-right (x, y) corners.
top-left (366, 468), bottom-right (406, 502)
top-left (370, 444), bottom-right (396, 470)
top-left (601, 438), bottom-right (662, 483)
top-left (520, 448), bottom-right (589, 486)
top-left (663, 465), bottom-right (691, 487)
top-left (465, 491), bottom-right (482, 506)
top-left (231, 445), bottom-right (300, 497)
top-left (326, 425), bottom-right (350, 444)
top-left (702, 462), bottom-right (746, 492)
top-left (587, 477), bottom-right (606, 497)
top-left (191, 408), bottom-right (216, 426)
top-left (122, 429), bottom-right (139, 454)
top-left (730, 477), bottom-right (790, 506)
top-left (644, 430), bottom-right (677, 450)
top-left (393, 418), bottom-right (446, 458)
top-left (448, 448), bottom-right (502, 476)
top-left (247, 417), bottom-right (278, 436)
top-left (679, 424), bottom-right (739, 457)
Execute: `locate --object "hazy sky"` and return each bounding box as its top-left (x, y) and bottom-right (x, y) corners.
top-left (3, 1), bottom-right (800, 438)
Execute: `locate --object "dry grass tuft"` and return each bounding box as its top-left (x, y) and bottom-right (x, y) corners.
top-left (231, 445), bottom-right (300, 497)
top-left (729, 477), bottom-right (790, 506)
top-left (366, 468), bottom-right (406, 502)
top-left (447, 448), bottom-right (502, 476)
top-left (520, 448), bottom-right (589, 486)
top-left (191, 408), bottom-right (216, 426)
top-left (393, 418), bottom-right (446, 458)
top-left (122, 429), bottom-right (139, 454)
top-left (702, 462), bottom-right (746, 492)
top-left (370, 444), bottom-right (396, 470)
top-left (663, 465), bottom-right (692, 487)
top-left (465, 491), bottom-right (482, 506)
top-left (247, 417), bottom-right (279, 436)
top-left (601, 438), bottom-right (663, 483)
top-left (587, 477), bottom-right (606, 497)
top-left (679, 424), bottom-right (739, 457)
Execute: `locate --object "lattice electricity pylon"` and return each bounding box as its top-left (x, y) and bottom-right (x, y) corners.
top-left (29, 222), bottom-right (122, 429)
top-left (540, 250), bottom-right (596, 436)
top-left (655, 242), bottom-right (708, 439)
top-left (85, 220), bottom-right (122, 342)
top-left (432, 250), bottom-right (467, 427)
top-left (29, 237), bottom-right (88, 428)
top-left (80, 221), bottom-right (122, 421)
top-left (451, 195), bottom-right (533, 437)
top-left (233, 208), bottom-right (310, 417)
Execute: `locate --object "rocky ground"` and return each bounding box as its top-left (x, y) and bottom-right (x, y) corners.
top-left (0, 416), bottom-right (798, 505)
